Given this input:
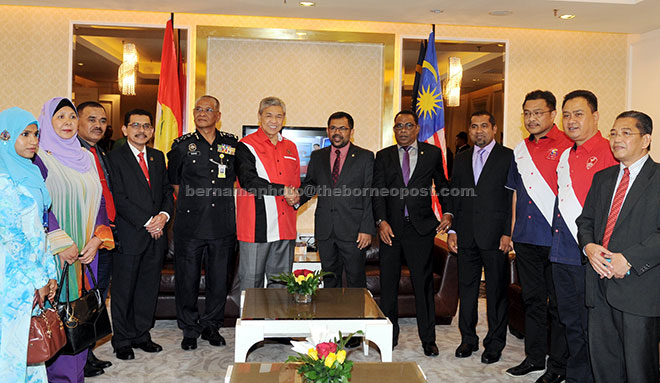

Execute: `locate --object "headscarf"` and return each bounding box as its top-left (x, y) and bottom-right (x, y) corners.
top-left (38, 97), bottom-right (91, 173)
top-left (0, 107), bottom-right (52, 213)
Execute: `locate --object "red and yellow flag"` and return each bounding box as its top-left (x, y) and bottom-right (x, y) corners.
top-left (154, 19), bottom-right (182, 155)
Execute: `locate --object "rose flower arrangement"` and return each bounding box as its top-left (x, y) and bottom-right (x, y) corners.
top-left (271, 269), bottom-right (332, 297)
top-left (288, 326), bottom-right (363, 383)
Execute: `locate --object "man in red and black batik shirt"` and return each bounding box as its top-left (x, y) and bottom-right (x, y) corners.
top-left (236, 96), bottom-right (300, 291)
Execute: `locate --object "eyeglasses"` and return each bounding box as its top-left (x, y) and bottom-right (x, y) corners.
top-left (608, 130), bottom-right (645, 139)
top-left (128, 122), bottom-right (153, 131)
top-left (393, 122), bottom-right (417, 131)
top-left (194, 107), bottom-right (216, 114)
top-left (522, 110), bottom-right (552, 119)
top-left (329, 126), bottom-right (351, 133)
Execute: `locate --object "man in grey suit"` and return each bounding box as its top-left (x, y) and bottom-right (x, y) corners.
top-left (577, 110), bottom-right (660, 383)
top-left (296, 111), bottom-right (375, 288)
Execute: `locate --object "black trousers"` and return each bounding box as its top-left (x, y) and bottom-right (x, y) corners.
top-left (111, 240), bottom-right (165, 349)
top-left (552, 262), bottom-right (593, 383)
top-left (316, 234), bottom-right (366, 288)
top-left (174, 235), bottom-right (235, 338)
top-left (457, 244), bottom-right (508, 352)
top-left (379, 221), bottom-right (436, 344)
top-left (589, 278), bottom-right (659, 383)
top-left (97, 248), bottom-right (113, 301)
top-left (514, 242), bottom-right (567, 374)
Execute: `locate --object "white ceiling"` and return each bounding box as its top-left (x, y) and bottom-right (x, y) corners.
top-left (4, 0), bottom-right (660, 34)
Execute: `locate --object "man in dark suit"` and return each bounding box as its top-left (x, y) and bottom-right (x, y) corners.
top-left (373, 110), bottom-right (452, 357)
top-left (109, 109), bottom-right (173, 360)
top-left (77, 101), bottom-right (114, 377)
top-left (447, 110), bottom-right (513, 365)
top-left (577, 110), bottom-right (660, 383)
top-left (297, 111), bottom-right (375, 288)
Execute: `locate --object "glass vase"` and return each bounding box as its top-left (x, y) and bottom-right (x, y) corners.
top-left (294, 292), bottom-right (312, 304)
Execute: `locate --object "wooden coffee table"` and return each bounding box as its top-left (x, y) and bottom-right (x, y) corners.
top-left (234, 288), bottom-right (392, 362)
top-left (225, 362), bottom-right (427, 383)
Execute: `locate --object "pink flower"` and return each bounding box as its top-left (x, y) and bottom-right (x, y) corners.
top-left (316, 342), bottom-right (338, 359)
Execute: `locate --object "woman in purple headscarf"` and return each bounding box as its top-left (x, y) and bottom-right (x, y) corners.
top-left (36, 97), bottom-right (113, 383)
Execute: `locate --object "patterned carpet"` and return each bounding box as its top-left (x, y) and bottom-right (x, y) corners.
top-left (90, 299), bottom-right (537, 383)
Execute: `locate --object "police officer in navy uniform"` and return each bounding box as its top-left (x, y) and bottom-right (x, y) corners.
top-left (167, 95), bottom-right (237, 351)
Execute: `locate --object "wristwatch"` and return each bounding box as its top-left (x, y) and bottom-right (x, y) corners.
top-left (375, 219), bottom-right (383, 227)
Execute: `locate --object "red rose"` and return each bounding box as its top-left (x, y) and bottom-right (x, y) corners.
top-left (294, 269), bottom-right (313, 278)
top-left (302, 269), bottom-right (314, 276)
top-left (316, 342), bottom-right (338, 359)
top-left (293, 269), bottom-right (305, 277)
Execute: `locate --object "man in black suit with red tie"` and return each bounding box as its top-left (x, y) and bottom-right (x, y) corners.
top-left (77, 101), bottom-right (114, 377)
top-left (446, 111), bottom-right (513, 365)
top-left (108, 109), bottom-right (173, 360)
top-left (373, 110), bottom-right (452, 357)
top-left (297, 111), bottom-right (375, 289)
top-left (577, 110), bottom-right (660, 383)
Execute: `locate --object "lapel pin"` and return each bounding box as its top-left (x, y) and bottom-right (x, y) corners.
top-left (351, 154), bottom-right (355, 157)
top-left (150, 156), bottom-right (154, 161)
top-left (420, 151), bottom-right (424, 155)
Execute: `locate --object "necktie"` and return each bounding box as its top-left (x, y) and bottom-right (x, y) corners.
top-left (402, 146), bottom-right (411, 217)
top-left (602, 168), bottom-right (630, 248)
top-left (89, 146), bottom-right (116, 222)
top-left (474, 148), bottom-right (485, 184)
top-left (331, 149), bottom-right (341, 186)
top-left (138, 152), bottom-right (151, 187)
top-left (402, 146), bottom-right (411, 186)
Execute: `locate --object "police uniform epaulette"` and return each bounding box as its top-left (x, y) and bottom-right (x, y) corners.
top-left (218, 131), bottom-right (238, 141)
top-left (172, 132), bottom-right (195, 146)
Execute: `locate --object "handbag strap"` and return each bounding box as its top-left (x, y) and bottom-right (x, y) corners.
top-left (32, 290), bottom-right (44, 310)
top-left (54, 263), bottom-right (70, 305)
top-left (80, 263), bottom-right (99, 291)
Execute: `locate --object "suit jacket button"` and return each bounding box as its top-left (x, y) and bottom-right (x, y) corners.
top-left (186, 210), bottom-right (190, 213)
top-left (211, 203), bottom-right (215, 207)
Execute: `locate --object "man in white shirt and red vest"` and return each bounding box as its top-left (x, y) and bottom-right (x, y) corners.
top-left (236, 97), bottom-right (300, 290)
top-left (505, 90), bottom-right (572, 383)
top-left (550, 90), bottom-right (617, 383)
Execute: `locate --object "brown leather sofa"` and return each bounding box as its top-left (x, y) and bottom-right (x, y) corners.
top-left (507, 252), bottom-right (525, 339)
top-left (155, 236), bottom-right (459, 326)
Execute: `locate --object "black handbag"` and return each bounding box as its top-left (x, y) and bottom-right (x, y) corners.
top-left (55, 263), bottom-right (112, 354)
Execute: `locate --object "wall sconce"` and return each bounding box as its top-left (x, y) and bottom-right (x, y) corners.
top-left (118, 42), bottom-right (138, 96)
top-left (445, 56), bottom-right (462, 107)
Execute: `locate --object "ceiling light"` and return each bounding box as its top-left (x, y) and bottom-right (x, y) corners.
top-left (296, 32), bottom-right (307, 36)
top-left (559, 14), bottom-right (576, 19)
top-left (299, 1), bottom-right (315, 6)
top-left (472, 78), bottom-right (480, 82)
top-left (77, 62), bottom-right (84, 66)
top-left (118, 42), bottom-right (138, 96)
top-left (430, 9), bottom-right (444, 14)
top-left (497, 43), bottom-right (504, 47)
top-left (488, 10), bottom-right (512, 16)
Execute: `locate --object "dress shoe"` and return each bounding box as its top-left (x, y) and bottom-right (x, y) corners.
top-left (83, 364), bottom-right (104, 378)
top-left (480, 349), bottom-right (501, 364)
top-left (454, 343), bottom-right (478, 358)
top-left (181, 337), bottom-right (198, 350)
top-left (506, 359), bottom-right (545, 377)
top-left (115, 346), bottom-right (135, 360)
top-left (422, 342), bottom-right (439, 357)
top-left (344, 337), bottom-right (361, 349)
top-left (87, 350), bottom-right (112, 369)
top-left (132, 340), bottom-right (163, 353)
top-left (535, 371), bottom-right (566, 383)
top-left (201, 328), bottom-right (226, 346)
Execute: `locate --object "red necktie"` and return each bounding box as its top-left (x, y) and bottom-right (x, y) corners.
top-left (89, 146), bottom-right (116, 222)
top-left (138, 152), bottom-right (151, 187)
top-left (602, 168), bottom-right (630, 248)
top-left (331, 149), bottom-right (341, 186)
